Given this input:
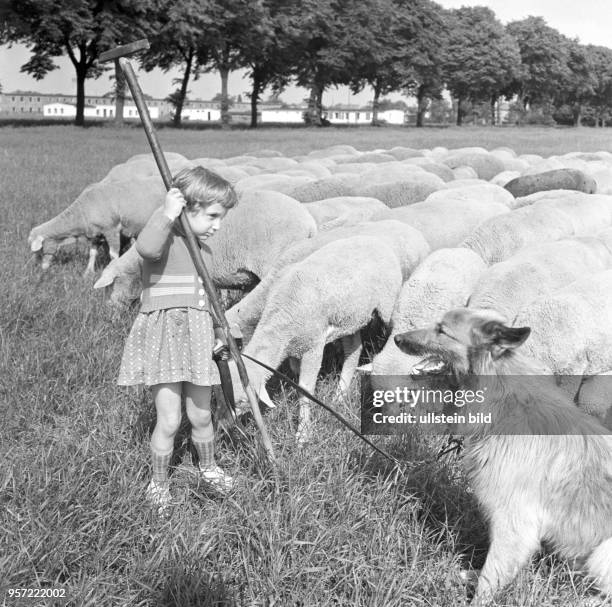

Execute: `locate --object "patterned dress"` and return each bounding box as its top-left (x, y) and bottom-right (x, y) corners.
top-left (118, 307), bottom-right (220, 387)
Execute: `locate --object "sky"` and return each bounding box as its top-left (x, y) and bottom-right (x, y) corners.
top-left (1, 0), bottom-right (611, 107)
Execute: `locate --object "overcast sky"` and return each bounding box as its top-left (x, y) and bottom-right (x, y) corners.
top-left (1, 0), bottom-right (610, 106)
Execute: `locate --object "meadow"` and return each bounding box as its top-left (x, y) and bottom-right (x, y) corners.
top-left (2, 124), bottom-right (611, 607)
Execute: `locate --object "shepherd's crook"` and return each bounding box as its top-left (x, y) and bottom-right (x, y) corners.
top-left (99, 39), bottom-right (276, 462)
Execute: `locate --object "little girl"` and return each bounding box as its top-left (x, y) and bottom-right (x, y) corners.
top-left (118, 166), bottom-right (238, 511)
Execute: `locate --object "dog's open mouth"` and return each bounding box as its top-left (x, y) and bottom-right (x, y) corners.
top-left (411, 356), bottom-right (448, 376)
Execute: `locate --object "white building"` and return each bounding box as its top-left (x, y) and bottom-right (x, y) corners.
top-left (182, 107), bottom-right (221, 121)
top-left (43, 102), bottom-right (159, 119)
top-left (261, 108), bottom-right (304, 123)
top-left (323, 107), bottom-right (405, 125)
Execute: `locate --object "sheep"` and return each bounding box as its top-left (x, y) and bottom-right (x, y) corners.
top-left (386, 147), bottom-right (424, 161)
top-left (288, 174), bottom-right (359, 202)
top-left (95, 188), bottom-right (318, 304)
top-left (504, 168), bottom-right (597, 198)
top-left (356, 173), bottom-right (444, 208)
top-left (400, 158), bottom-right (455, 182)
top-left (293, 161), bottom-right (333, 179)
top-left (229, 235), bottom-right (404, 442)
top-left (440, 151), bottom-right (505, 180)
top-left (369, 248), bottom-right (487, 383)
top-left (225, 220), bottom-right (430, 341)
top-left (461, 204), bottom-right (581, 265)
top-left (248, 157), bottom-right (299, 172)
top-left (302, 197), bottom-right (388, 231)
top-left (426, 183), bottom-right (516, 208)
top-left (101, 156), bottom-right (193, 183)
top-left (468, 237), bottom-right (612, 322)
top-left (514, 269), bottom-right (612, 408)
top-left (373, 198), bottom-right (509, 251)
top-left (235, 174), bottom-right (315, 195)
top-left (28, 176), bottom-right (166, 274)
top-left (305, 145), bottom-right (360, 159)
top-left (452, 166), bottom-right (479, 180)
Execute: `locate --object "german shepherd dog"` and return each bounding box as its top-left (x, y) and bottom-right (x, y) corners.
top-left (394, 307), bottom-right (612, 605)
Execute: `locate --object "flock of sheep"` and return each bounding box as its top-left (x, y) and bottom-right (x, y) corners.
top-left (28, 142), bottom-right (612, 434)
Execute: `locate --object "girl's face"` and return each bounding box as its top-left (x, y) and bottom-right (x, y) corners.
top-left (185, 203), bottom-right (227, 243)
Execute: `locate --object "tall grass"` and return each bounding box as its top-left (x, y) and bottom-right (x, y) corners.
top-left (0, 125), bottom-right (605, 606)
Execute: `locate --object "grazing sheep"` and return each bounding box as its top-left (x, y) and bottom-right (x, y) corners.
top-left (386, 147), bottom-right (425, 160)
top-left (225, 220), bottom-right (430, 341)
top-left (28, 176), bottom-right (166, 273)
top-left (373, 198), bottom-right (509, 251)
top-left (462, 205), bottom-right (578, 265)
top-left (468, 237), bottom-right (612, 322)
top-left (102, 156), bottom-right (193, 182)
top-left (235, 173), bottom-right (315, 195)
top-left (515, 269), bottom-right (612, 403)
top-left (305, 145), bottom-right (360, 159)
top-left (426, 183), bottom-right (516, 208)
top-left (230, 236), bottom-right (404, 442)
top-left (288, 174), bottom-right (359, 202)
top-left (370, 248), bottom-right (487, 381)
top-left (303, 197), bottom-right (388, 231)
top-left (441, 151), bottom-right (505, 180)
top-left (400, 158), bottom-right (455, 182)
top-left (93, 242), bottom-right (142, 305)
top-left (96, 189), bottom-right (318, 304)
top-left (199, 189), bottom-right (318, 289)
top-left (357, 173), bottom-right (444, 208)
top-left (504, 168), bottom-right (597, 197)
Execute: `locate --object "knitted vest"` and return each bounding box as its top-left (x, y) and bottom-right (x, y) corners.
top-left (137, 207), bottom-right (214, 313)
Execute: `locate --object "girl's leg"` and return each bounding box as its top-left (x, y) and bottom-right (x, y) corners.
top-left (185, 382), bottom-right (234, 492)
top-left (184, 383), bottom-right (214, 467)
top-left (150, 382), bottom-right (182, 485)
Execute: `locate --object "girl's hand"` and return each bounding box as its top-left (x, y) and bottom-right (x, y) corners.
top-left (164, 188), bottom-right (186, 221)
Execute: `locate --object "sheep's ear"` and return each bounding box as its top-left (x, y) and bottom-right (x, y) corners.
top-left (93, 270), bottom-right (116, 289)
top-left (258, 383), bottom-right (276, 409)
top-left (481, 321), bottom-right (530, 356)
top-left (30, 235), bottom-right (44, 252)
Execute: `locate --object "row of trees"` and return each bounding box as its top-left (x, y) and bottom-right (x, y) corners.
top-left (2, 0), bottom-right (612, 128)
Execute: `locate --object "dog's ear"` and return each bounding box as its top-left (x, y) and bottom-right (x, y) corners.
top-left (481, 321), bottom-right (530, 356)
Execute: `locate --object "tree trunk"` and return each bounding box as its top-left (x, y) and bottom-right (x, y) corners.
top-left (173, 47), bottom-right (194, 128)
top-left (250, 71), bottom-right (261, 128)
top-left (371, 82), bottom-right (381, 126)
top-left (456, 97), bottom-right (463, 126)
top-left (306, 84), bottom-right (322, 126)
top-left (416, 85), bottom-right (427, 127)
top-left (490, 95), bottom-right (497, 126)
top-left (114, 59), bottom-right (126, 127)
top-left (316, 86), bottom-right (323, 123)
top-left (219, 65), bottom-right (231, 129)
top-left (75, 64), bottom-right (86, 126)
top-left (572, 103), bottom-right (582, 127)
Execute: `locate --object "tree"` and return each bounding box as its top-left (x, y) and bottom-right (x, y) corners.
top-left (242, 0), bottom-right (295, 128)
top-left (553, 40), bottom-right (596, 126)
top-left (283, 0), bottom-right (356, 126)
top-left (2, 0), bottom-right (154, 126)
top-left (140, 0), bottom-right (211, 127)
top-left (200, 0), bottom-right (267, 128)
top-left (506, 16), bottom-right (571, 114)
top-left (398, 0), bottom-right (447, 127)
top-left (444, 7), bottom-right (522, 126)
top-left (584, 45), bottom-right (612, 127)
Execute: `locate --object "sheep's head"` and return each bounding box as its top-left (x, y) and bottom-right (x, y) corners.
top-left (28, 230), bottom-right (61, 270)
top-left (93, 255), bottom-right (142, 307)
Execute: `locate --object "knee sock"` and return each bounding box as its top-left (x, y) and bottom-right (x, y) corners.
top-left (192, 427), bottom-right (215, 468)
top-left (151, 445), bottom-right (173, 484)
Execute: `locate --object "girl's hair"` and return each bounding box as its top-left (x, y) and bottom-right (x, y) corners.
top-left (172, 166), bottom-right (238, 210)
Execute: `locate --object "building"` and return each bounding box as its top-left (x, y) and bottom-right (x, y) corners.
top-left (42, 102), bottom-right (160, 119)
top-left (323, 105), bottom-right (405, 125)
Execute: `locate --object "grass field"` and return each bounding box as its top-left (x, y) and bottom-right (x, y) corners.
top-left (1, 124), bottom-right (610, 607)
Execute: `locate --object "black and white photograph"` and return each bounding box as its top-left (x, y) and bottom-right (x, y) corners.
top-left (2, 0), bottom-right (612, 604)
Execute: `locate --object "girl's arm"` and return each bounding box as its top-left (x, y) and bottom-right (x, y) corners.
top-left (136, 188), bottom-right (186, 260)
